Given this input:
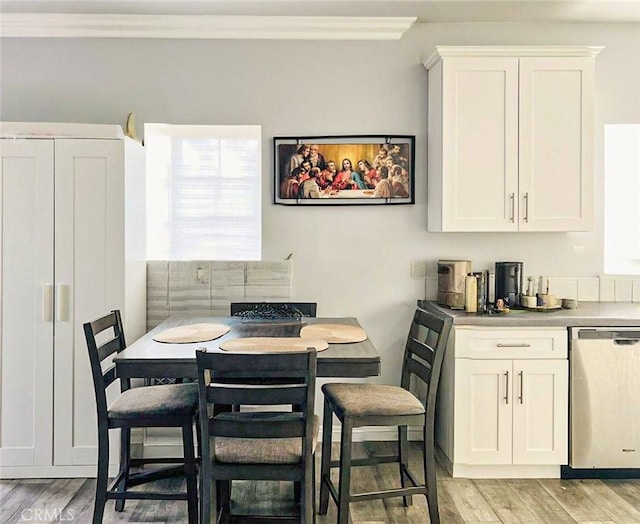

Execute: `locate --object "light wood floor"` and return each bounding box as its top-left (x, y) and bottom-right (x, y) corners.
top-left (2, 442), bottom-right (640, 523)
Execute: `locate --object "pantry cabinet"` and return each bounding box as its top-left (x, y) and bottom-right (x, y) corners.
top-left (424, 46), bottom-right (602, 232)
top-left (436, 326), bottom-right (568, 478)
top-left (0, 123), bottom-right (146, 478)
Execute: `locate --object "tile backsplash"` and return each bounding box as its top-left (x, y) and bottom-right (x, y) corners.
top-left (148, 264), bottom-right (638, 329)
top-left (147, 260), bottom-right (291, 329)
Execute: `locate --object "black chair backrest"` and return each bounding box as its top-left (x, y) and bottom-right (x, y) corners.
top-left (196, 348), bottom-right (317, 450)
top-left (400, 308), bottom-right (452, 411)
top-left (83, 310), bottom-right (128, 419)
top-left (230, 302), bottom-right (317, 319)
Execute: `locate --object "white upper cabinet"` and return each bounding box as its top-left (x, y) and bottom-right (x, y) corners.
top-left (424, 46), bottom-right (602, 232)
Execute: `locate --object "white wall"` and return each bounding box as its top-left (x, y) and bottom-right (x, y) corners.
top-left (2, 22), bottom-right (639, 385)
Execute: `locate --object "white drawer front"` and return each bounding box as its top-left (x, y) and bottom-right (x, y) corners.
top-left (455, 328), bottom-right (568, 359)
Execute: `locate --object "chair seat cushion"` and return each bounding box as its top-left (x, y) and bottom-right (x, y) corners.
top-left (214, 415), bottom-right (319, 465)
top-left (108, 383), bottom-right (198, 421)
top-left (322, 383), bottom-right (425, 419)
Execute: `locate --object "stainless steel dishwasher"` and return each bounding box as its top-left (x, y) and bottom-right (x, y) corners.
top-left (568, 328), bottom-right (640, 473)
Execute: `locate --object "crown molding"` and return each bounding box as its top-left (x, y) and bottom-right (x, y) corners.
top-left (423, 45), bottom-right (605, 68)
top-left (0, 13), bottom-right (416, 40)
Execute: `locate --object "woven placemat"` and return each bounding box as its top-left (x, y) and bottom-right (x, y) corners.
top-left (219, 337), bottom-right (329, 353)
top-left (153, 323), bottom-right (230, 344)
top-left (300, 324), bottom-right (367, 344)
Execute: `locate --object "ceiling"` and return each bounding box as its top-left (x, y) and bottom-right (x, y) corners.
top-left (2, 0), bottom-right (640, 24)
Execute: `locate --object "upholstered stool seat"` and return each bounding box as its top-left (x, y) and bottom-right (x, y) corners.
top-left (214, 416), bottom-right (319, 464)
top-left (321, 383), bottom-right (425, 418)
top-left (109, 382), bottom-right (198, 421)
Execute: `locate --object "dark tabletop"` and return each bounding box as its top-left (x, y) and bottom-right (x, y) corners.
top-left (114, 316), bottom-right (381, 379)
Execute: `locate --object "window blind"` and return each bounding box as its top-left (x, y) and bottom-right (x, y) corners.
top-left (604, 124), bottom-right (640, 275)
top-left (145, 124), bottom-right (261, 260)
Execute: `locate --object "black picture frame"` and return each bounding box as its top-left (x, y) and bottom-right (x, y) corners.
top-left (274, 135), bottom-right (415, 205)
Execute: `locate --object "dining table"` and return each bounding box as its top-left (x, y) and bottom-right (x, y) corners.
top-left (114, 316), bottom-right (381, 380)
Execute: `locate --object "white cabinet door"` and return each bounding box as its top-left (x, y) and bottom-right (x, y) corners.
top-left (455, 358), bottom-right (568, 467)
top-left (454, 359), bottom-right (513, 465)
top-left (426, 48), bottom-right (597, 233)
top-left (440, 57), bottom-right (519, 232)
top-left (53, 139), bottom-right (124, 467)
top-left (519, 57), bottom-right (594, 232)
top-left (0, 139), bottom-right (54, 467)
top-left (512, 359), bottom-right (568, 465)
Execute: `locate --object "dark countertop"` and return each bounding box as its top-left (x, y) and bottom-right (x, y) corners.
top-left (420, 300), bottom-right (640, 327)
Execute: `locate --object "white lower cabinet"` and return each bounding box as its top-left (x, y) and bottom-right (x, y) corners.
top-left (0, 123), bottom-right (147, 478)
top-left (436, 327), bottom-right (568, 478)
top-left (455, 358), bottom-right (568, 465)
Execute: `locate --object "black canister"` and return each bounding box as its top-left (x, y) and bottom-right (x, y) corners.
top-left (495, 262), bottom-right (523, 308)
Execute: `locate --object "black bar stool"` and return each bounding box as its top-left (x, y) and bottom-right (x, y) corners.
top-left (318, 308), bottom-right (452, 523)
top-left (84, 310), bottom-right (199, 524)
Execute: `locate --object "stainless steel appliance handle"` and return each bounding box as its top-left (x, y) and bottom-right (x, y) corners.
top-left (577, 329), bottom-right (640, 340)
top-left (510, 193), bottom-right (515, 223)
top-left (523, 193), bottom-right (529, 223)
top-left (504, 371), bottom-right (509, 404)
top-left (519, 371), bottom-right (524, 404)
top-left (496, 343), bottom-right (531, 348)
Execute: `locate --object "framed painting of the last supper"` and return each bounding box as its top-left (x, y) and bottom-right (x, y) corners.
top-left (274, 135), bottom-right (415, 205)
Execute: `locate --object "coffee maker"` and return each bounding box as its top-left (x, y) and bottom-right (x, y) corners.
top-left (495, 261), bottom-right (524, 308)
top-left (437, 260), bottom-right (471, 309)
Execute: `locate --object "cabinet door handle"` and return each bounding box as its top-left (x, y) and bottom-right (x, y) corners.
top-left (496, 343), bottom-right (531, 348)
top-left (56, 284), bottom-right (70, 322)
top-left (504, 371), bottom-right (509, 404)
top-left (42, 284), bottom-right (53, 322)
top-left (509, 193), bottom-right (515, 223)
top-left (518, 371), bottom-right (524, 404)
top-left (523, 193), bottom-right (529, 223)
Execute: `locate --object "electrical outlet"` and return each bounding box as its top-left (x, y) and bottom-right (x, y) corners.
top-left (196, 267), bottom-right (209, 284)
top-left (411, 260), bottom-right (428, 278)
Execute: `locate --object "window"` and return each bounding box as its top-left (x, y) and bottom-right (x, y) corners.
top-left (145, 124), bottom-right (261, 260)
top-left (604, 124), bottom-right (640, 275)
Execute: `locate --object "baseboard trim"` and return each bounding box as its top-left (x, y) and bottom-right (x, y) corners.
top-left (450, 463), bottom-right (561, 479)
top-left (435, 443), bottom-right (454, 476)
top-left (2, 427), bottom-right (426, 475)
top-left (0, 463), bottom-right (119, 479)
top-left (139, 426), bottom-right (425, 459)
